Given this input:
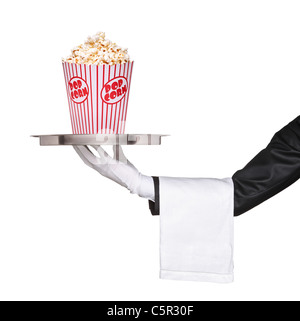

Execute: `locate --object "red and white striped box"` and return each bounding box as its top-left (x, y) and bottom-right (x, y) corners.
top-left (62, 61), bottom-right (134, 134)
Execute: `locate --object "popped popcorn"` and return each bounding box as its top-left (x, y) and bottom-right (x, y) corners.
top-left (62, 32), bottom-right (131, 65)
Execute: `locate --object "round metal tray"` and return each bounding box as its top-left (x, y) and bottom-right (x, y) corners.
top-left (32, 134), bottom-right (167, 146)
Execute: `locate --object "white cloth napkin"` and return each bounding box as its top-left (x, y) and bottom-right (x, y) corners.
top-left (159, 177), bottom-right (234, 283)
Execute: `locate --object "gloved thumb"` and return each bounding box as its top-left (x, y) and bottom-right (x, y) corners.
top-left (73, 145), bottom-right (101, 167)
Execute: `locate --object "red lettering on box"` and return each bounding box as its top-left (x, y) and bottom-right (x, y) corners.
top-left (121, 85), bottom-right (127, 94)
top-left (101, 76), bottom-right (128, 104)
top-left (112, 81), bottom-right (118, 90)
top-left (82, 87), bottom-right (88, 96)
top-left (68, 77), bottom-right (89, 104)
top-left (110, 91), bottom-right (117, 99)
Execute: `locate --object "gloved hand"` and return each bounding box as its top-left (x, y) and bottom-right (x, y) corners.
top-left (73, 145), bottom-right (155, 201)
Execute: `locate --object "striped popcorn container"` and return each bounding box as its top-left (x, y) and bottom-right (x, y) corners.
top-left (62, 61), bottom-right (134, 134)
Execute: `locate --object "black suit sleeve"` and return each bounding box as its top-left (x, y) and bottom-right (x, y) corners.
top-left (148, 116), bottom-right (300, 217)
top-left (233, 115), bottom-right (300, 216)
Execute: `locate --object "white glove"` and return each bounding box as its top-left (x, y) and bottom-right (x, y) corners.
top-left (73, 145), bottom-right (155, 201)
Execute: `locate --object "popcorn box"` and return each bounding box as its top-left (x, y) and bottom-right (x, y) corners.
top-left (62, 61), bottom-right (133, 134)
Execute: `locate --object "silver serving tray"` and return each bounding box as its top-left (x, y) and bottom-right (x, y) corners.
top-left (32, 134), bottom-right (167, 146)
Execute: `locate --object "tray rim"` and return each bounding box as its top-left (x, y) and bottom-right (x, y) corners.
top-left (31, 134), bottom-right (169, 146)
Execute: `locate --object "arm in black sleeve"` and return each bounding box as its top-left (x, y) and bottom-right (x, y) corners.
top-left (233, 115), bottom-right (300, 216)
top-left (148, 115), bottom-right (300, 217)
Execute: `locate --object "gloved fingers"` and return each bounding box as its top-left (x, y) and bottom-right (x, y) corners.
top-left (73, 145), bottom-right (90, 164)
top-left (73, 145), bottom-right (94, 168)
top-left (73, 145), bottom-right (101, 166)
top-left (91, 145), bottom-right (113, 161)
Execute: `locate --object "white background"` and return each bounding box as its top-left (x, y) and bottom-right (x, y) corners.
top-left (1, 0), bottom-right (300, 301)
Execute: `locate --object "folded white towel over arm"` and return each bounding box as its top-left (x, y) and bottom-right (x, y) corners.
top-left (159, 177), bottom-right (234, 283)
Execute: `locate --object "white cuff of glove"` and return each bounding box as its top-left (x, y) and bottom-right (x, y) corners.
top-left (136, 174), bottom-right (155, 201)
